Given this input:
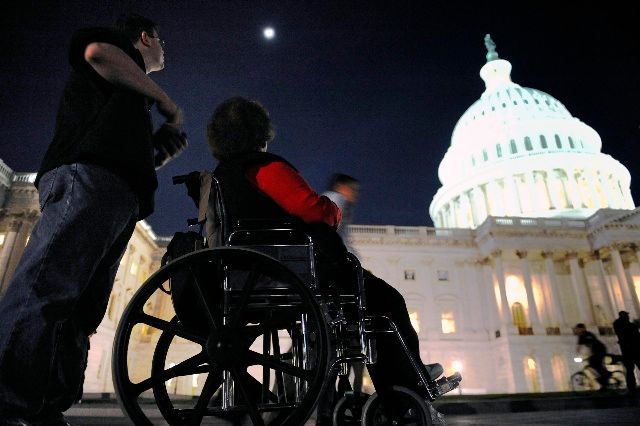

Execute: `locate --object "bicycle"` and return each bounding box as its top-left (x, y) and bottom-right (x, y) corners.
top-left (570, 354), bottom-right (626, 392)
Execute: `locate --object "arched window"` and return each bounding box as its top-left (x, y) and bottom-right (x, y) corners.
top-left (524, 356), bottom-right (541, 392)
top-left (539, 135), bottom-right (548, 149)
top-left (496, 144), bottom-right (503, 158)
top-left (482, 149), bottom-right (488, 161)
top-left (510, 139), bottom-right (518, 154)
top-left (471, 156), bottom-right (476, 167)
top-left (555, 134), bottom-right (562, 148)
top-left (524, 136), bottom-right (533, 151)
top-left (568, 136), bottom-right (575, 149)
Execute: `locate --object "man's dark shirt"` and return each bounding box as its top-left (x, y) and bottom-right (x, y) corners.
top-left (613, 318), bottom-right (640, 354)
top-left (36, 27), bottom-right (157, 219)
top-left (578, 330), bottom-right (606, 356)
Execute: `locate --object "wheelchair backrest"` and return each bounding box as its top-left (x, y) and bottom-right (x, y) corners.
top-left (209, 174), bottom-right (319, 289)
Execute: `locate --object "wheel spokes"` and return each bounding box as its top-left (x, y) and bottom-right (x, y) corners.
top-left (131, 351), bottom-right (209, 396)
top-left (135, 312), bottom-right (206, 344)
top-left (189, 265), bottom-right (222, 330)
top-left (244, 349), bottom-right (314, 381)
top-left (188, 371), bottom-right (223, 425)
top-left (230, 365), bottom-right (265, 426)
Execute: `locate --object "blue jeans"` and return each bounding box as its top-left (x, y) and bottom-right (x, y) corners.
top-left (0, 163), bottom-right (138, 419)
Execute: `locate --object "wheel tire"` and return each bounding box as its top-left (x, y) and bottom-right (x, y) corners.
top-left (570, 372), bottom-right (594, 392)
top-left (112, 247), bottom-right (329, 425)
top-left (608, 371), bottom-right (627, 393)
top-left (361, 386), bottom-right (433, 426)
top-left (332, 391), bottom-right (370, 425)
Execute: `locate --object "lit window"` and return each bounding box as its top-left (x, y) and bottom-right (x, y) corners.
top-left (524, 136), bottom-right (533, 151)
top-left (539, 135), bottom-right (548, 149)
top-left (441, 311), bottom-right (456, 334)
top-left (437, 270), bottom-right (449, 281)
top-left (129, 262), bottom-right (138, 276)
top-left (409, 311), bottom-right (420, 333)
top-left (404, 270), bottom-right (415, 280)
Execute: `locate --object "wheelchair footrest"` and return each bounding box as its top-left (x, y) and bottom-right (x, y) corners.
top-left (428, 372), bottom-right (462, 398)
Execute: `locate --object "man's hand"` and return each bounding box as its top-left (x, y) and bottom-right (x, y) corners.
top-left (153, 124), bottom-right (188, 169)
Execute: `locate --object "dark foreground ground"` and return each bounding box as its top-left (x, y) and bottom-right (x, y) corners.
top-left (65, 391), bottom-right (640, 425)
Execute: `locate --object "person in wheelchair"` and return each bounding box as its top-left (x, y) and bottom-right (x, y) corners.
top-left (205, 96), bottom-right (445, 410)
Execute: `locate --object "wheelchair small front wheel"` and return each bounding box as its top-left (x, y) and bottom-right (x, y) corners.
top-left (361, 386), bottom-right (434, 426)
top-left (332, 391), bottom-right (370, 425)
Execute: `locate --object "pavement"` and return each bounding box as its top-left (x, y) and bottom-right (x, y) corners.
top-left (63, 391), bottom-right (640, 425)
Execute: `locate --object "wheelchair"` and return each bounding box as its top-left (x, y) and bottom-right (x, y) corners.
top-left (112, 172), bottom-right (462, 425)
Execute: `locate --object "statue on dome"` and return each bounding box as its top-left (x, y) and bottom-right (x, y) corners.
top-left (484, 34), bottom-right (499, 62)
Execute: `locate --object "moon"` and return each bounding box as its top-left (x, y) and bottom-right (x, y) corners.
top-left (263, 27), bottom-right (275, 40)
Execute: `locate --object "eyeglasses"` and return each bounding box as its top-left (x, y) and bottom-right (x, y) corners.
top-left (147, 33), bottom-right (165, 48)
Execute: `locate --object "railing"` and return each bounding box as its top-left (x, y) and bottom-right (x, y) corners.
top-left (12, 173), bottom-right (36, 184)
top-left (348, 224), bottom-right (475, 242)
top-left (485, 216), bottom-right (587, 230)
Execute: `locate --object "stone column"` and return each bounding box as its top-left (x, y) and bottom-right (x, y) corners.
top-left (0, 220), bottom-right (21, 293)
top-left (479, 257), bottom-right (500, 335)
top-left (503, 175), bottom-right (522, 216)
top-left (546, 169), bottom-right (565, 209)
top-left (449, 200), bottom-right (458, 228)
top-left (525, 171), bottom-right (542, 212)
top-left (459, 191), bottom-right (473, 228)
top-left (492, 250), bottom-right (512, 325)
top-left (594, 251), bottom-right (615, 322)
top-left (567, 253), bottom-right (594, 324)
top-left (542, 251), bottom-right (566, 327)
top-left (585, 171), bottom-right (601, 208)
top-left (488, 180), bottom-right (506, 216)
top-left (610, 246), bottom-right (637, 317)
top-left (564, 169), bottom-right (583, 209)
top-left (516, 250), bottom-right (541, 330)
top-left (598, 172), bottom-right (615, 208)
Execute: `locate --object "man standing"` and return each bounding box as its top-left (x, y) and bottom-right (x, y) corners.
top-left (575, 323), bottom-right (611, 390)
top-left (0, 14), bottom-right (186, 426)
top-left (613, 311), bottom-right (640, 396)
top-left (323, 173), bottom-right (360, 254)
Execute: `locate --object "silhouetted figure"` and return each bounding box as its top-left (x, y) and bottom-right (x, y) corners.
top-left (0, 14), bottom-right (186, 426)
top-left (574, 323), bottom-right (611, 389)
top-left (613, 311), bottom-right (640, 395)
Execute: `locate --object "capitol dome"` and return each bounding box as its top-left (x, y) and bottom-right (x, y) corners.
top-left (429, 35), bottom-right (634, 229)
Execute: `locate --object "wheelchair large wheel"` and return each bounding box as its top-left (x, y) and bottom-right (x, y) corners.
top-left (361, 386), bottom-right (433, 426)
top-left (112, 247), bottom-right (329, 425)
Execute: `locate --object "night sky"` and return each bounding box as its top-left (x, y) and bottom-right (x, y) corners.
top-left (1, 1), bottom-right (638, 236)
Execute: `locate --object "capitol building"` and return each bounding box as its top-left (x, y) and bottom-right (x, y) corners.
top-left (1, 36), bottom-right (639, 395)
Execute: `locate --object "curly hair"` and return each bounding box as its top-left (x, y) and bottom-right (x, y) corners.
top-left (207, 97), bottom-right (275, 160)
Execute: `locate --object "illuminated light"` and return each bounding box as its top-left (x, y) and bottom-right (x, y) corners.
top-left (441, 311), bottom-right (456, 334)
top-left (505, 275), bottom-right (527, 308)
top-left (452, 360), bottom-right (463, 372)
top-left (0, 233), bottom-right (5, 246)
top-left (192, 374), bottom-right (199, 387)
top-left (527, 358), bottom-right (537, 370)
top-left (263, 27), bottom-right (275, 39)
